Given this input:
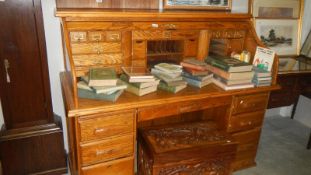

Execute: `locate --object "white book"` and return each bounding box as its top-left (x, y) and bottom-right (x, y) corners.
top-left (212, 79), bottom-right (254, 91)
top-left (92, 79), bottom-right (127, 94)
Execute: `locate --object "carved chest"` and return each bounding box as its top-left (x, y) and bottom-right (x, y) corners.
top-left (138, 122), bottom-right (237, 175)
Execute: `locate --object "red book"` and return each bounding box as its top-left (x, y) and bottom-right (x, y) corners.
top-left (183, 67), bottom-right (209, 76)
top-left (180, 62), bottom-right (207, 71)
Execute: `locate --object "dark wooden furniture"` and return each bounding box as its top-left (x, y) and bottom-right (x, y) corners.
top-left (268, 57), bottom-right (311, 118)
top-left (56, 9), bottom-right (280, 174)
top-left (0, 0), bottom-right (67, 174)
top-left (138, 121), bottom-right (237, 175)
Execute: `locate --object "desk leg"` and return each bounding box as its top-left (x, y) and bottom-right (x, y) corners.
top-left (290, 97), bottom-right (299, 119)
top-left (307, 131), bottom-right (311, 150)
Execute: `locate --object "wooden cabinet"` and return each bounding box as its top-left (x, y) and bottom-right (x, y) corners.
top-left (57, 9), bottom-right (279, 174)
top-left (0, 0), bottom-right (67, 174)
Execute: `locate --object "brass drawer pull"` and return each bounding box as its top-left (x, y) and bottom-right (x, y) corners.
top-left (96, 149), bottom-right (114, 156)
top-left (94, 128), bottom-right (107, 134)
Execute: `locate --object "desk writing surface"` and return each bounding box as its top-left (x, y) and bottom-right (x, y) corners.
top-left (61, 72), bottom-right (280, 117)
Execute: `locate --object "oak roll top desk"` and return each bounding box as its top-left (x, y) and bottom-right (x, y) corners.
top-left (56, 9), bottom-right (280, 175)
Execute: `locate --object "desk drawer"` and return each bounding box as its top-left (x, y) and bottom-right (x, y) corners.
top-left (78, 111), bottom-right (135, 142)
top-left (81, 156), bottom-right (134, 175)
top-left (71, 42), bottom-right (121, 55)
top-left (80, 134), bottom-right (134, 166)
top-left (138, 96), bottom-right (231, 122)
top-left (228, 111), bottom-right (264, 133)
top-left (232, 93), bottom-right (269, 115)
top-left (232, 127), bottom-right (261, 152)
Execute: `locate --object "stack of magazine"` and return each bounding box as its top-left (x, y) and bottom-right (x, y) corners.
top-left (151, 63), bottom-right (187, 93)
top-left (120, 67), bottom-right (159, 96)
top-left (180, 58), bottom-right (213, 88)
top-left (77, 67), bottom-right (126, 102)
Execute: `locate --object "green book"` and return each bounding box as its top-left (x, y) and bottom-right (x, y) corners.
top-left (120, 74), bottom-right (160, 88)
top-left (122, 80), bottom-right (157, 96)
top-left (78, 88), bottom-right (123, 102)
top-left (88, 67), bottom-right (117, 86)
top-left (205, 56), bottom-right (253, 73)
top-left (158, 81), bottom-right (187, 94)
top-left (92, 79), bottom-right (127, 94)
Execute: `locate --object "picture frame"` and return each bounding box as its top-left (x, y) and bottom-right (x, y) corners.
top-left (163, 0), bottom-right (232, 10)
top-left (255, 19), bottom-right (300, 56)
top-left (253, 0), bottom-right (302, 18)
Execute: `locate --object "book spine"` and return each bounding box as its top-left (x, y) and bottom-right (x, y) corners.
top-left (180, 62), bottom-right (206, 71)
top-left (158, 82), bottom-right (177, 93)
top-left (183, 77), bottom-right (202, 88)
top-left (206, 65), bottom-right (230, 79)
top-left (182, 72), bottom-right (203, 81)
top-left (210, 61), bottom-right (230, 71)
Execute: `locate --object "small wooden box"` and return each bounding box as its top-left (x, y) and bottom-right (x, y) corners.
top-left (138, 122), bottom-right (237, 175)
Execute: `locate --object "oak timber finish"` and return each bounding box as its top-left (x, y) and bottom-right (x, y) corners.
top-left (56, 0), bottom-right (159, 9)
top-left (57, 9), bottom-right (280, 174)
top-left (138, 122), bottom-right (237, 175)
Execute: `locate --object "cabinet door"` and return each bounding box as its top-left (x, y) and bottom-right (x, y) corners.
top-left (0, 0), bottom-right (53, 129)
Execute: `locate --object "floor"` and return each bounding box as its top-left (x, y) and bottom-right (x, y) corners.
top-left (234, 116), bottom-right (311, 175)
top-left (1, 116), bottom-right (310, 175)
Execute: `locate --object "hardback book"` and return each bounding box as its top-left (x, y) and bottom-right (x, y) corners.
top-left (183, 77), bottom-right (212, 88)
top-left (183, 58), bottom-right (208, 66)
top-left (164, 79), bottom-right (187, 87)
top-left (183, 67), bottom-right (210, 76)
top-left (120, 74), bottom-right (160, 88)
top-left (154, 63), bottom-right (183, 74)
top-left (180, 62), bottom-right (207, 71)
top-left (181, 71), bottom-right (213, 82)
top-left (213, 74), bottom-right (252, 86)
top-left (77, 81), bottom-right (93, 91)
top-left (151, 68), bottom-right (181, 79)
top-left (120, 73), bottom-right (156, 83)
top-left (92, 79), bottom-right (127, 94)
top-left (252, 66), bottom-right (271, 77)
top-left (123, 81), bottom-right (157, 96)
top-left (212, 79), bottom-right (254, 91)
top-left (78, 88), bottom-right (123, 102)
top-left (158, 81), bottom-right (187, 94)
top-left (253, 46), bottom-right (275, 72)
top-left (206, 64), bottom-right (254, 80)
top-left (88, 67), bottom-right (118, 86)
top-left (121, 66), bottom-right (154, 79)
top-left (205, 55), bottom-right (253, 72)
top-left (151, 69), bottom-right (183, 83)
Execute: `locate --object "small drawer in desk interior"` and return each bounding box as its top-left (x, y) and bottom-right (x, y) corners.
top-left (78, 111), bottom-right (135, 142)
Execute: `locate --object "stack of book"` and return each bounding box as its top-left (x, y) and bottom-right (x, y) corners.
top-left (205, 55), bottom-right (255, 91)
top-left (252, 66), bottom-right (272, 87)
top-left (180, 58), bottom-right (213, 88)
top-left (151, 63), bottom-right (187, 93)
top-left (120, 67), bottom-right (159, 96)
top-left (77, 67), bottom-right (126, 102)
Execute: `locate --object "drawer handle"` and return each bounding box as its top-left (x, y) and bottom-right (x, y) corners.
top-left (240, 100), bottom-right (244, 104)
top-left (94, 128), bottom-right (107, 134)
top-left (96, 149), bottom-right (114, 156)
top-left (240, 121), bottom-right (252, 126)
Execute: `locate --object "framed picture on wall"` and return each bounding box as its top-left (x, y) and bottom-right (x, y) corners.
top-left (255, 19), bottom-right (300, 56)
top-left (163, 0), bottom-right (232, 10)
top-left (253, 0), bottom-right (301, 18)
